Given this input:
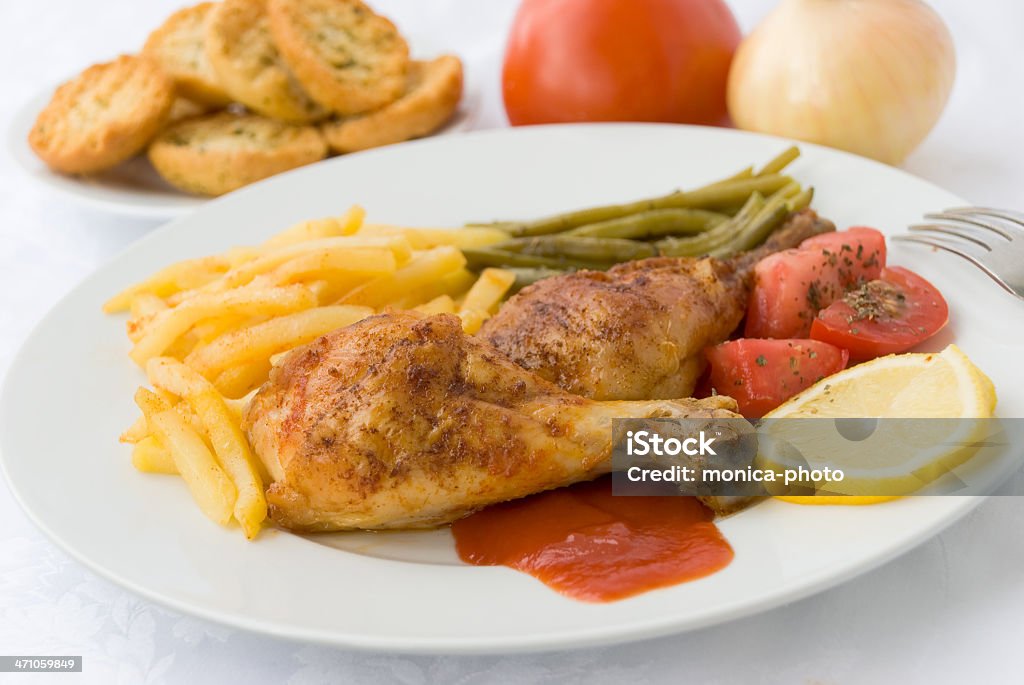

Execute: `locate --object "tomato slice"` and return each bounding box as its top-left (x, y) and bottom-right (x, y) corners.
top-left (705, 339), bottom-right (849, 418)
top-left (745, 227), bottom-right (886, 339)
top-left (809, 266), bottom-right (948, 360)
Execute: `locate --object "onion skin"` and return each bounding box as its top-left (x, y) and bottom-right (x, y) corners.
top-left (727, 0), bottom-right (956, 165)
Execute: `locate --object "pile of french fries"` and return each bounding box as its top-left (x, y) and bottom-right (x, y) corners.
top-left (109, 206), bottom-right (515, 538)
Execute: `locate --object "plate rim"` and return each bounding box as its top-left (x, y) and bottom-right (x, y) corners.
top-left (0, 122), bottom-right (1004, 653)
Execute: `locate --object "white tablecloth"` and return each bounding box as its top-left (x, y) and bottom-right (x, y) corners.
top-left (2, 1), bottom-right (1023, 682)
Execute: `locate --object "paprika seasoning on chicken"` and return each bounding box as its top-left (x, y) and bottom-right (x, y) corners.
top-left (451, 476), bottom-right (733, 602)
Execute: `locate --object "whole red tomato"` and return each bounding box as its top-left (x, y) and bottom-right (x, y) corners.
top-left (502, 0), bottom-right (741, 126)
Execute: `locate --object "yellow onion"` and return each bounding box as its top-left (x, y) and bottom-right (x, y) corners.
top-left (727, 0), bottom-right (955, 165)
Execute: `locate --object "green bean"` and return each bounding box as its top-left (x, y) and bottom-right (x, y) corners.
top-left (656, 174), bottom-right (792, 210)
top-left (758, 146), bottom-right (801, 176)
top-left (503, 235), bottom-right (657, 262)
top-left (656, 193), bottom-right (766, 257)
top-left (468, 174), bottom-right (793, 237)
top-left (708, 166), bottom-right (754, 187)
top-left (707, 183), bottom-right (800, 257)
top-left (707, 205), bottom-right (789, 258)
top-left (787, 186), bottom-right (814, 212)
top-left (713, 201), bottom-right (749, 217)
top-left (777, 181), bottom-right (802, 200)
top-left (461, 247), bottom-right (609, 271)
top-left (567, 208), bottom-right (728, 239)
top-left (506, 267), bottom-right (570, 293)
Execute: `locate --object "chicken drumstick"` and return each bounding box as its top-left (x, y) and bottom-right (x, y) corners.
top-left (244, 311), bottom-right (738, 531)
top-left (480, 209), bottom-right (834, 400)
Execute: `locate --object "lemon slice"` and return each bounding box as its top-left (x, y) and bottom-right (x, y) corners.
top-left (758, 345), bottom-right (997, 498)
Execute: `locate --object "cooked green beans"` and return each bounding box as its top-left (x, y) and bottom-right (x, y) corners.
top-left (757, 145), bottom-right (800, 176)
top-left (503, 235), bottom-right (657, 262)
top-left (568, 208), bottom-right (728, 239)
top-left (461, 247), bottom-right (608, 271)
top-left (463, 146), bottom-right (814, 274)
top-left (656, 193), bottom-right (765, 257)
top-left (787, 186), bottom-right (814, 212)
top-left (709, 166), bottom-right (754, 186)
top-left (469, 173), bottom-right (793, 237)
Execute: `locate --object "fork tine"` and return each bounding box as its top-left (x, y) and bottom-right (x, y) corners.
top-left (908, 223), bottom-right (993, 250)
top-left (893, 235), bottom-right (1022, 300)
top-left (943, 206), bottom-right (1024, 226)
top-left (923, 211), bottom-right (1015, 240)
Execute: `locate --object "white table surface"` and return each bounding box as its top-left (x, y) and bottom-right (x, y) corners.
top-left (2, 1), bottom-right (1023, 682)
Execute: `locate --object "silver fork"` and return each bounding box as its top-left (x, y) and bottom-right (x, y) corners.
top-left (893, 207), bottom-right (1024, 301)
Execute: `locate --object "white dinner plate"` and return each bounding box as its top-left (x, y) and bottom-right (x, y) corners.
top-left (2, 124), bottom-right (1022, 654)
top-left (8, 86), bottom-right (480, 220)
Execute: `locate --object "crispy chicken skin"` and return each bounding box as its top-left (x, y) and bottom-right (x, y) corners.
top-left (244, 311), bottom-right (739, 531)
top-left (480, 209), bottom-right (835, 400)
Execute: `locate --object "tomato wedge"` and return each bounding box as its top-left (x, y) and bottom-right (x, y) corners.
top-left (705, 339), bottom-right (849, 418)
top-left (810, 266), bottom-right (948, 360)
top-left (745, 227), bottom-right (886, 339)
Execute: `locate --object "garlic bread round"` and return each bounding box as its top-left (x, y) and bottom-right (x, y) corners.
top-left (29, 55), bottom-right (175, 174)
top-left (205, 0), bottom-right (327, 123)
top-left (267, 0), bottom-right (409, 116)
top-left (322, 55), bottom-right (463, 153)
top-left (166, 97), bottom-right (212, 126)
top-left (148, 112), bottom-right (327, 196)
top-left (143, 2), bottom-right (231, 106)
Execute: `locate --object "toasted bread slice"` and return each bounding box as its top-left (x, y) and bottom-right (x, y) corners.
top-left (148, 112), bottom-right (327, 196)
top-left (322, 55), bottom-right (462, 153)
top-left (29, 55), bottom-right (175, 174)
top-left (205, 0), bottom-right (327, 123)
top-left (143, 3), bottom-right (230, 106)
top-left (166, 97), bottom-right (212, 126)
top-left (267, 0), bottom-right (409, 116)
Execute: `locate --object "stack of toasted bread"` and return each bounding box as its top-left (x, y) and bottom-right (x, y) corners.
top-left (28, 0), bottom-right (464, 196)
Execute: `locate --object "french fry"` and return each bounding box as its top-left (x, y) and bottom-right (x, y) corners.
top-left (191, 315), bottom-right (259, 345)
top-left (460, 268), bottom-right (516, 315)
top-left (224, 246), bottom-right (261, 267)
top-left (129, 293), bottom-right (168, 319)
top-left (163, 329), bottom-right (203, 360)
top-left (341, 247), bottom-right (467, 308)
top-left (130, 284), bottom-right (317, 365)
top-left (263, 205), bottom-right (365, 248)
top-left (220, 236), bottom-right (412, 290)
top-left (223, 395), bottom-right (251, 425)
top-left (126, 294), bottom-right (172, 342)
top-left (147, 358), bottom-right (268, 538)
top-left (391, 268), bottom-right (476, 310)
top-left (121, 397), bottom-right (204, 445)
top-left (165, 273), bottom-right (285, 308)
top-left (104, 256), bottom-right (230, 313)
top-left (135, 388), bottom-right (236, 526)
top-left (457, 309), bottom-right (489, 335)
top-left (120, 414), bottom-right (148, 444)
top-left (414, 295), bottom-right (457, 315)
top-left (271, 247), bottom-right (398, 285)
top-left (213, 361), bottom-right (273, 399)
top-left (132, 435), bottom-right (178, 474)
top-left (357, 224), bottom-right (510, 250)
top-left (186, 305), bottom-right (373, 378)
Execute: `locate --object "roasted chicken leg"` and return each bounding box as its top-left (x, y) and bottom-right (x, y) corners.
top-left (480, 209), bottom-right (834, 400)
top-left (244, 311), bottom-right (739, 531)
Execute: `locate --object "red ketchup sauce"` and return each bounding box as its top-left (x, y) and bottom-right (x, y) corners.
top-left (451, 476), bottom-right (733, 602)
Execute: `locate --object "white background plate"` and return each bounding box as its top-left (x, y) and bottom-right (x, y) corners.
top-left (8, 87), bottom-right (480, 220)
top-left (2, 124), bottom-right (1022, 653)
